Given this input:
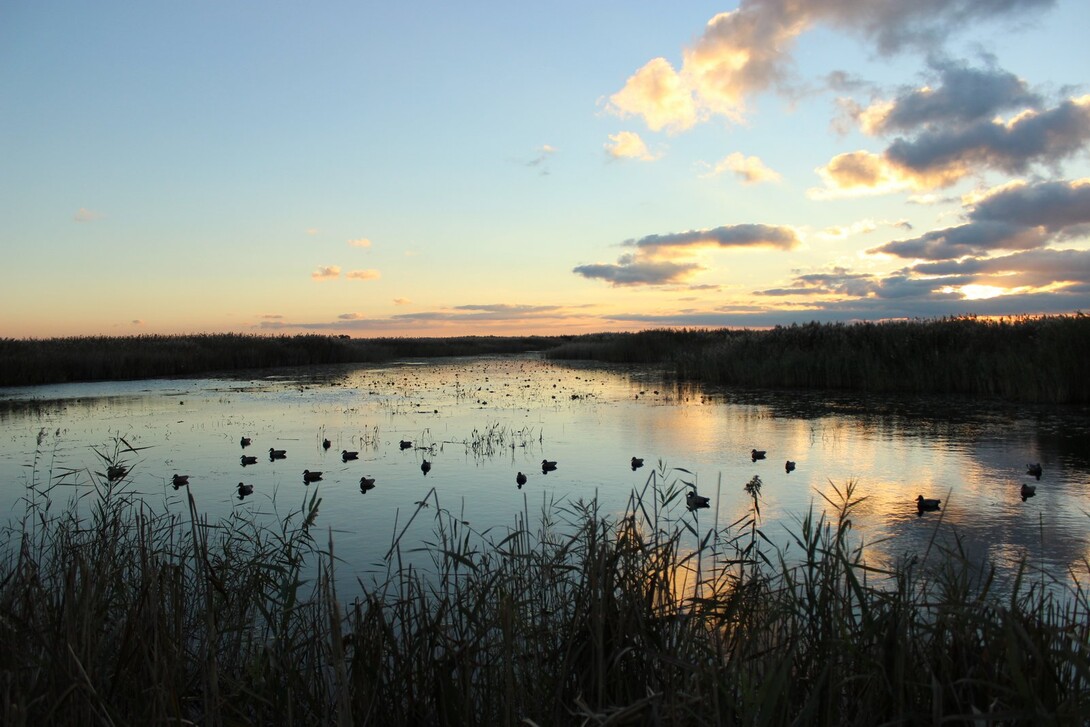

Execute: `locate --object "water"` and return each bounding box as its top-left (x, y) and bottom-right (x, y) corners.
top-left (2, 354), bottom-right (1088, 593)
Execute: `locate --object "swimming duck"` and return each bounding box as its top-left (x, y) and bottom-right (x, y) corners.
top-left (400, 440), bottom-right (413, 450)
top-left (1026, 463), bottom-right (1042, 480)
top-left (785, 460), bottom-right (796, 473)
top-left (342, 450), bottom-right (359, 462)
top-left (269, 448), bottom-right (287, 460)
top-left (171, 474), bottom-right (190, 489)
top-left (237, 482), bottom-right (254, 498)
top-left (106, 464), bottom-right (128, 481)
top-left (303, 469), bottom-right (323, 483)
top-left (751, 449), bottom-right (767, 461)
top-left (916, 495), bottom-right (941, 512)
top-left (1021, 483), bottom-right (1037, 501)
top-left (631, 457), bottom-right (644, 470)
top-left (421, 459), bottom-right (432, 476)
top-left (322, 438), bottom-right (331, 450)
top-left (359, 476), bottom-right (376, 492)
top-left (241, 455), bottom-right (258, 466)
top-left (541, 459), bottom-right (558, 472)
top-left (686, 491), bottom-right (710, 511)
top-left (240, 436), bottom-right (252, 448)
top-left (516, 471), bottom-right (527, 488)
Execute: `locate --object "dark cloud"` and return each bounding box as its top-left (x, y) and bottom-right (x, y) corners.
top-left (572, 258), bottom-right (703, 286)
top-left (626, 224), bottom-right (800, 251)
top-left (872, 61), bottom-right (1041, 133)
top-left (872, 221), bottom-right (1049, 260)
top-left (912, 248), bottom-right (1090, 288)
top-left (971, 179), bottom-right (1090, 231)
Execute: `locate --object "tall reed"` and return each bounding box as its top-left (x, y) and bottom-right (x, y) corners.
top-left (2, 448), bottom-right (1088, 724)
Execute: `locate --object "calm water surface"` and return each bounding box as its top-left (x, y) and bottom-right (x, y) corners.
top-left (2, 354), bottom-right (1089, 591)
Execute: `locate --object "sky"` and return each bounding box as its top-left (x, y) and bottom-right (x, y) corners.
top-left (1, 0), bottom-right (1088, 339)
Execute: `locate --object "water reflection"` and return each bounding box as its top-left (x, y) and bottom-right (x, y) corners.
top-left (1, 354), bottom-right (1088, 595)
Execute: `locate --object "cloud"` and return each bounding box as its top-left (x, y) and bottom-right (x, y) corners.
top-left (605, 131), bottom-right (658, 160)
top-left (261, 314), bottom-right (284, 320)
top-left (627, 223), bottom-right (800, 252)
top-left (912, 248), bottom-right (1090, 289)
top-left (74, 207), bottom-right (102, 222)
top-left (348, 238), bottom-right (372, 248)
top-left (392, 297), bottom-right (412, 306)
top-left (131, 319), bottom-right (144, 326)
top-left (311, 266), bottom-right (341, 281)
top-left (526, 144), bottom-right (557, 173)
top-left (703, 152), bottom-right (781, 184)
top-left (346, 269), bottom-right (381, 280)
top-left (871, 178), bottom-right (1090, 259)
top-left (338, 313), bottom-right (366, 320)
top-left (573, 258), bottom-right (703, 286)
top-left (606, 0), bottom-right (1054, 131)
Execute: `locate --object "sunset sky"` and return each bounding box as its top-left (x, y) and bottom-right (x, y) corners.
top-left (2, 1), bottom-right (1088, 338)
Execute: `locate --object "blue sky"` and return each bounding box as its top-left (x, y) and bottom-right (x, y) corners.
top-left (1, 0), bottom-right (1088, 338)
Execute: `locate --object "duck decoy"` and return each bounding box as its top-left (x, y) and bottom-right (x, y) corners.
top-left (323, 438), bottom-right (331, 450)
top-left (400, 440), bottom-right (413, 450)
top-left (785, 460), bottom-right (796, 473)
top-left (516, 471), bottom-right (527, 488)
top-left (171, 474), bottom-right (190, 489)
top-left (421, 459), bottom-right (432, 476)
top-left (106, 464), bottom-right (128, 481)
top-left (240, 436), bottom-right (252, 448)
top-left (631, 457), bottom-right (644, 470)
top-left (237, 482), bottom-right (254, 498)
top-left (241, 455), bottom-right (258, 466)
top-left (342, 449), bottom-right (359, 462)
top-left (359, 476), bottom-right (376, 492)
top-left (751, 449), bottom-right (766, 461)
top-left (303, 469), bottom-right (323, 483)
top-left (686, 491), bottom-right (710, 511)
top-left (1021, 483), bottom-right (1037, 501)
top-left (541, 459), bottom-right (558, 472)
top-left (916, 495), bottom-right (941, 512)
top-left (269, 448), bottom-right (287, 460)
top-left (1026, 463), bottom-right (1042, 480)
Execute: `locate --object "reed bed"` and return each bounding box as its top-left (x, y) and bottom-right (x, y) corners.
top-left (2, 446), bottom-right (1089, 725)
top-left (0, 333), bottom-right (563, 387)
top-left (547, 315), bottom-right (1090, 404)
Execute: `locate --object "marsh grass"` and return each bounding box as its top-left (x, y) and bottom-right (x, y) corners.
top-left (2, 449), bottom-right (1089, 725)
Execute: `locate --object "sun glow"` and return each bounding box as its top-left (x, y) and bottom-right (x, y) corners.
top-left (959, 285), bottom-right (1007, 300)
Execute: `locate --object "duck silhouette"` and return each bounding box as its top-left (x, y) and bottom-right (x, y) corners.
top-left (785, 460), bottom-right (796, 473)
top-left (516, 471), bottom-right (527, 488)
top-left (303, 469), bottom-right (323, 483)
top-left (269, 448), bottom-right (287, 460)
top-left (421, 459), bottom-right (432, 476)
top-left (1021, 483), bottom-right (1037, 501)
top-left (686, 490), bottom-right (710, 511)
top-left (241, 455), bottom-right (258, 466)
top-left (1026, 463), bottom-right (1042, 480)
top-left (342, 450), bottom-right (359, 462)
top-left (751, 449), bottom-right (766, 461)
top-left (916, 495), bottom-right (941, 513)
top-left (240, 437), bottom-right (252, 448)
top-left (541, 459), bottom-right (558, 473)
top-left (359, 476), bottom-right (376, 492)
top-left (237, 482), bottom-right (254, 498)
top-left (400, 440), bottom-right (413, 450)
top-left (106, 465), bottom-right (128, 481)
top-left (171, 474), bottom-right (190, 490)
top-left (322, 438), bottom-right (331, 450)
top-left (631, 457), bottom-right (644, 470)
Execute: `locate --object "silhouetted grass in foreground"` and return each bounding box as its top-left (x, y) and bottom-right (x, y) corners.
top-left (0, 333), bottom-right (563, 387)
top-left (3, 442), bottom-right (1088, 725)
top-left (546, 315), bottom-right (1090, 403)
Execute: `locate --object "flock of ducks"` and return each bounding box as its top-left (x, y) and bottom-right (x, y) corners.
top-left (916, 461), bottom-right (1045, 515)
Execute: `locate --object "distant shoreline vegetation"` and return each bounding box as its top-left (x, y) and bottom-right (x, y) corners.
top-left (2, 315), bottom-right (1088, 403)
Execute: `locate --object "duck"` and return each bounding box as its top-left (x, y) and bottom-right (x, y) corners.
top-left (421, 459), bottom-right (432, 476)
top-left (359, 476), bottom-right (376, 492)
top-left (1021, 483), bottom-right (1037, 501)
top-left (916, 495), bottom-right (941, 512)
top-left (269, 448), bottom-right (287, 460)
top-left (751, 449), bottom-right (767, 461)
top-left (240, 436), bottom-right (252, 448)
top-left (541, 459), bottom-right (558, 472)
top-left (341, 449), bottom-right (359, 462)
top-left (171, 474), bottom-right (190, 489)
top-left (785, 460), bottom-right (796, 473)
top-left (686, 491), bottom-right (710, 511)
top-left (322, 438), bottom-right (331, 450)
top-left (516, 471), bottom-right (527, 488)
top-left (237, 482), bottom-right (254, 498)
top-left (1026, 463), bottom-right (1042, 480)
top-left (631, 457), bottom-right (644, 470)
top-left (399, 440), bottom-right (413, 450)
top-left (241, 455), bottom-right (258, 466)
top-left (303, 469), bottom-right (323, 483)
top-left (106, 464), bottom-right (128, 481)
